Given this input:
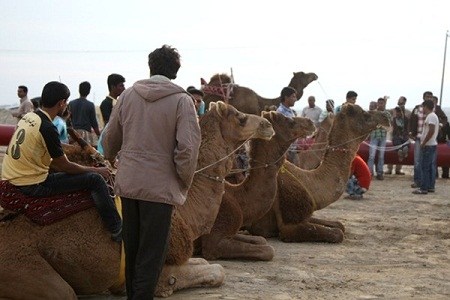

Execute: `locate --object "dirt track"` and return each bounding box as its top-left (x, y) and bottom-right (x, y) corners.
top-left (78, 167), bottom-right (450, 300)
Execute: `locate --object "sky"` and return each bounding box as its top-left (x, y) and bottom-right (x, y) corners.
top-left (1, 0), bottom-right (450, 112)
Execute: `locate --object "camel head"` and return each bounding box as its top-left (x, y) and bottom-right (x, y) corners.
top-left (205, 101), bottom-right (274, 146)
top-left (329, 104), bottom-right (391, 149)
top-left (262, 111), bottom-right (315, 145)
top-left (288, 72), bottom-right (318, 100)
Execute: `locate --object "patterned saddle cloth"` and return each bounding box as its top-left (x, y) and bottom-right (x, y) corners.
top-left (0, 180), bottom-right (94, 225)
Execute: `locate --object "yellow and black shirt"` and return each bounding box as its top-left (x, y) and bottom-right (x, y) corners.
top-left (2, 110), bottom-right (64, 186)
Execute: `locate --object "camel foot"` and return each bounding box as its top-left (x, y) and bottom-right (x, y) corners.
top-left (155, 262), bottom-right (225, 298)
top-left (233, 233), bottom-right (268, 245)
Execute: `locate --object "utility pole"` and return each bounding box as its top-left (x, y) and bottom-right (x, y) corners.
top-left (439, 30), bottom-right (449, 107)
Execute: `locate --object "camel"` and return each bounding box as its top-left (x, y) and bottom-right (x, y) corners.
top-left (296, 114), bottom-right (334, 169)
top-left (0, 101), bottom-right (275, 299)
top-left (246, 104), bottom-right (391, 243)
top-left (200, 111), bottom-right (315, 261)
top-left (202, 72), bottom-right (318, 115)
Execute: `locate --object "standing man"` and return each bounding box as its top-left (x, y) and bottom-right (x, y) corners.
top-left (318, 99), bottom-right (334, 123)
top-left (412, 99), bottom-right (439, 194)
top-left (69, 81), bottom-right (101, 146)
top-left (386, 96), bottom-right (410, 175)
top-left (409, 91), bottom-right (434, 188)
top-left (335, 90), bottom-right (357, 113)
top-left (367, 97), bottom-right (392, 180)
top-left (277, 86), bottom-right (299, 164)
top-left (2, 81), bottom-right (122, 241)
top-left (12, 85), bottom-right (33, 122)
top-left (100, 73), bottom-right (126, 126)
top-left (102, 45), bottom-right (201, 299)
top-left (301, 95), bottom-right (322, 126)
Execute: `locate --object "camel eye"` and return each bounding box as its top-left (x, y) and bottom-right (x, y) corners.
top-left (238, 114), bottom-right (247, 126)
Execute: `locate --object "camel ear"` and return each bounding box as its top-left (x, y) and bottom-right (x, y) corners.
top-left (215, 101), bottom-right (227, 117)
top-left (209, 101), bottom-right (217, 112)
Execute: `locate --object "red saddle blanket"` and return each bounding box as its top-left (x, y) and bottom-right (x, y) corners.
top-left (0, 180), bottom-right (95, 225)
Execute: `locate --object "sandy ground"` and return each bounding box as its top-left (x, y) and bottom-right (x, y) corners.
top-left (1, 108), bottom-right (450, 300)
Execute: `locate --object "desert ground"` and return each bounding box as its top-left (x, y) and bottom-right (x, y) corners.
top-left (1, 109), bottom-right (449, 300)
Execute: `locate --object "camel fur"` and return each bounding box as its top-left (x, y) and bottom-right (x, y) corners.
top-left (200, 111), bottom-right (315, 261)
top-left (203, 72), bottom-right (318, 115)
top-left (246, 104), bottom-right (391, 243)
top-left (0, 101), bottom-right (275, 299)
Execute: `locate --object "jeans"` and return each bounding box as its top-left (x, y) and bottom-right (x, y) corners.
top-left (122, 198), bottom-right (173, 300)
top-left (16, 172), bottom-right (121, 233)
top-left (419, 145), bottom-right (437, 191)
top-left (345, 176), bottom-right (365, 196)
top-left (367, 137), bottom-right (386, 176)
top-left (413, 138), bottom-right (422, 184)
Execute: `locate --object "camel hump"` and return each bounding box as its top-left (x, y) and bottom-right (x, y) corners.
top-left (209, 73), bottom-right (232, 85)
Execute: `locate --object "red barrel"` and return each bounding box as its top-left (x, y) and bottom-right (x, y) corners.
top-left (0, 124), bottom-right (15, 146)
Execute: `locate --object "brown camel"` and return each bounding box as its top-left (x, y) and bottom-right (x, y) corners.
top-left (246, 104), bottom-right (391, 243)
top-left (296, 114), bottom-right (334, 169)
top-left (0, 101), bottom-right (275, 299)
top-left (200, 111), bottom-right (315, 261)
top-left (202, 72), bottom-right (318, 115)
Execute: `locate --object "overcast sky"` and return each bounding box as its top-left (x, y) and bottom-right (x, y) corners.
top-left (1, 0), bottom-right (450, 111)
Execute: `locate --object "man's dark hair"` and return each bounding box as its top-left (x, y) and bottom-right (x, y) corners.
top-left (107, 74), bottom-right (125, 91)
top-left (18, 85), bottom-right (28, 94)
top-left (394, 106), bottom-right (402, 113)
top-left (148, 45), bottom-right (181, 80)
top-left (280, 87), bottom-right (297, 103)
top-left (377, 97), bottom-right (385, 103)
top-left (41, 82), bottom-right (70, 108)
top-left (423, 99), bottom-right (434, 111)
top-left (423, 91), bottom-right (433, 98)
top-left (346, 90), bottom-right (358, 99)
top-left (79, 81), bottom-right (91, 97)
top-left (30, 97), bottom-right (41, 109)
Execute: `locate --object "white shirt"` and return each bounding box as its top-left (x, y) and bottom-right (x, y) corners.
top-left (301, 106), bottom-right (322, 125)
top-left (422, 112), bottom-right (439, 146)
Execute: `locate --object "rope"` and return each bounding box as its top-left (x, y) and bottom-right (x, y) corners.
top-left (362, 139), bottom-right (411, 152)
top-left (194, 133), bottom-right (255, 174)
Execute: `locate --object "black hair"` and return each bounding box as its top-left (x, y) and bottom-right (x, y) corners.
top-left (41, 81), bottom-right (70, 108)
top-left (148, 45), bottom-right (181, 80)
top-left (30, 97), bottom-right (41, 109)
top-left (394, 106), bottom-right (402, 113)
top-left (79, 81), bottom-right (91, 97)
top-left (346, 90), bottom-right (358, 99)
top-left (423, 91), bottom-right (433, 98)
top-left (423, 99), bottom-right (434, 111)
top-left (18, 85), bottom-right (28, 93)
top-left (107, 74), bottom-right (125, 91)
top-left (280, 87), bottom-right (297, 103)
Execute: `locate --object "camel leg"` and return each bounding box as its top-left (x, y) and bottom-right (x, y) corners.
top-left (155, 259), bottom-right (225, 298)
top-left (278, 221), bottom-right (344, 243)
top-left (233, 232), bottom-right (268, 244)
top-left (0, 255), bottom-right (77, 300)
top-left (308, 217), bottom-right (346, 233)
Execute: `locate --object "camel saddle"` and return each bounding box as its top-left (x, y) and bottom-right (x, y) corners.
top-left (201, 78), bottom-right (235, 102)
top-left (0, 180), bottom-right (94, 225)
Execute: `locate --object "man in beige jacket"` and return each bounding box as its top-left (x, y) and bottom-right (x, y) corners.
top-left (102, 45), bottom-right (201, 300)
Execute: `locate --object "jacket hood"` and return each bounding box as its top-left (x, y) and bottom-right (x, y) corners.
top-left (133, 78), bottom-right (186, 102)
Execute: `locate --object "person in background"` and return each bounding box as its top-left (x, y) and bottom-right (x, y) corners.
top-left (318, 99), bottom-right (334, 123)
top-left (437, 115), bottom-right (450, 178)
top-left (100, 74), bottom-right (126, 126)
top-left (12, 85), bottom-right (33, 123)
top-left (335, 90), bottom-right (357, 113)
top-left (412, 99), bottom-right (439, 194)
top-left (301, 95), bottom-right (322, 126)
top-left (68, 81), bottom-right (101, 146)
top-left (386, 96), bottom-right (410, 175)
top-left (409, 91), bottom-right (434, 188)
top-left (367, 97), bottom-right (392, 180)
top-left (102, 45), bottom-right (201, 300)
top-left (369, 101), bottom-right (377, 111)
top-left (187, 86), bottom-right (205, 116)
top-left (53, 107), bottom-right (71, 144)
top-left (31, 97), bottom-right (41, 112)
top-left (277, 86), bottom-right (299, 164)
top-left (1, 81), bottom-right (122, 241)
top-left (345, 154), bottom-right (371, 200)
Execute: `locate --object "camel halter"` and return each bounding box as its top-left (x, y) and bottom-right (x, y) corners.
top-left (194, 133), bottom-right (257, 183)
top-left (201, 78), bottom-right (234, 103)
